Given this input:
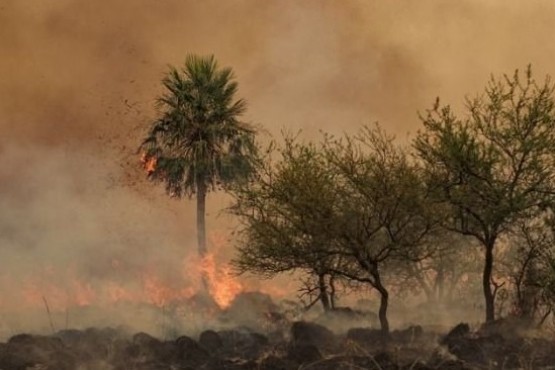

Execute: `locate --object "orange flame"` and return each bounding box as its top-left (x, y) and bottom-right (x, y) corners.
top-left (142, 273), bottom-right (195, 307)
top-left (72, 280), bottom-right (96, 306)
top-left (140, 152), bottom-right (157, 174)
top-left (200, 253), bottom-right (243, 309)
top-left (9, 232), bottom-right (280, 313)
top-left (107, 282), bottom-right (137, 303)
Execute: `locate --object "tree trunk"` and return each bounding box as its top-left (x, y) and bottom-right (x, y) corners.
top-left (318, 274), bottom-right (331, 311)
top-left (197, 182), bottom-right (207, 257)
top-left (436, 267), bottom-right (445, 304)
top-left (197, 182), bottom-right (208, 290)
top-left (483, 242), bottom-right (495, 323)
top-left (415, 274), bottom-right (434, 304)
top-left (373, 272), bottom-right (390, 338)
top-left (329, 275), bottom-right (337, 309)
top-left (446, 271), bottom-right (460, 304)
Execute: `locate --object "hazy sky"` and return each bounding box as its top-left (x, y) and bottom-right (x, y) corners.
top-left (1, 0), bottom-right (555, 319)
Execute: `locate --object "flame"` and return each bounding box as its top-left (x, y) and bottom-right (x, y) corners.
top-left (200, 253), bottom-right (243, 309)
top-left (72, 280), bottom-right (96, 306)
top-left (140, 152), bottom-right (157, 174)
top-left (16, 257), bottom-right (224, 312)
top-left (107, 282), bottom-right (137, 303)
top-left (6, 232), bottom-right (282, 314)
top-left (193, 232), bottom-right (244, 309)
top-left (142, 273), bottom-right (195, 307)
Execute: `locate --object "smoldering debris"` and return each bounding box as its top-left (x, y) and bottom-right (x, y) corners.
top-left (1, 318), bottom-right (554, 369)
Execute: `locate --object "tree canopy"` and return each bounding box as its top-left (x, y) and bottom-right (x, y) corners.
top-left (230, 126), bottom-right (438, 336)
top-left (414, 67), bottom-right (555, 322)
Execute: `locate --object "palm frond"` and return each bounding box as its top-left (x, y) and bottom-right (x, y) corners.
top-left (140, 54), bottom-right (258, 197)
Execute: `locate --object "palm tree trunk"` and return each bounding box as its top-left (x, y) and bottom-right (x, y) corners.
top-left (197, 182), bottom-right (208, 290)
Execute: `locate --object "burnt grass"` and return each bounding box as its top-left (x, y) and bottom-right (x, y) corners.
top-left (1, 319), bottom-right (555, 370)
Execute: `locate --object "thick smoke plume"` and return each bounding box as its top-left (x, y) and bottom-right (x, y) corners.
top-left (2, 0), bottom-right (555, 335)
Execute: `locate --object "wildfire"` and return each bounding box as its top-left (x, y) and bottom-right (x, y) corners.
top-left (107, 282), bottom-right (137, 303)
top-left (200, 252), bottom-right (243, 309)
top-left (142, 273), bottom-right (195, 307)
top-left (72, 280), bottom-right (96, 306)
top-left (10, 233), bottom-right (261, 314)
top-left (140, 152), bottom-right (157, 174)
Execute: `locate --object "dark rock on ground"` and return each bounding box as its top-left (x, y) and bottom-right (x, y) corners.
top-left (217, 329), bottom-right (269, 359)
top-left (5, 321), bottom-right (555, 370)
top-left (440, 323), bottom-right (470, 346)
top-left (220, 292), bottom-right (282, 331)
top-left (54, 328), bottom-right (85, 345)
top-left (439, 323), bottom-right (539, 368)
top-left (478, 316), bottom-right (529, 338)
top-left (132, 332), bottom-right (178, 362)
top-left (175, 335), bottom-right (211, 367)
top-left (291, 321), bottom-right (338, 352)
top-left (0, 333), bottom-right (77, 370)
top-left (75, 327), bottom-right (124, 360)
top-left (199, 329), bottom-right (223, 352)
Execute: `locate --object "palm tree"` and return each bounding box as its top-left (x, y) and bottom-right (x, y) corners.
top-left (140, 54), bottom-right (257, 275)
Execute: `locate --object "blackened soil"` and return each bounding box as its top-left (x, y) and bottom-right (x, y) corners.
top-left (0, 320), bottom-right (554, 369)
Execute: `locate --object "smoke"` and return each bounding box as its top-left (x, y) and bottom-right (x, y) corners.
top-left (5, 0), bottom-right (555, 146)
top-left (1, 0), bottom-right (555, 334)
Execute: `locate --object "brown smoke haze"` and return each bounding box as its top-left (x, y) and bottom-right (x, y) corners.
top-left (2, 0), bottom-right (555, 335)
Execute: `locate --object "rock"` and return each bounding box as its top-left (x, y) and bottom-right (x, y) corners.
top-left (0, 334), bottom-right (76, 370)
top-left (76, 327), bottom-right (123, 360)
top-left (440, 324), bottom-right (517, 367)
top-left (54, 329), bottom-right (85, 346)
top-left (478, 316), bottom-right (528, 338)
top-left (290, 321), bottom-right (337, 351)
top-left (199, 329), bottom-right (223, 352)
top-left (217, 329), bottom-right (269, 359)
top-left (440, 323), bottom-right (470, 346)
top-left (174, 335), bottom-right (210, 367)
top-left (129, 332), bottom-right (177, 362)
top-left (133, 331), bottom-right (161, 346)
top-left (8, 333), bottom-right (64, 350)
top-left (220, 292), bottom-right (280, 331)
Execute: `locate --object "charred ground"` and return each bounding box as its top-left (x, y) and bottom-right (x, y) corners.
top-left (1, 293), bottom-right (554, 370)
